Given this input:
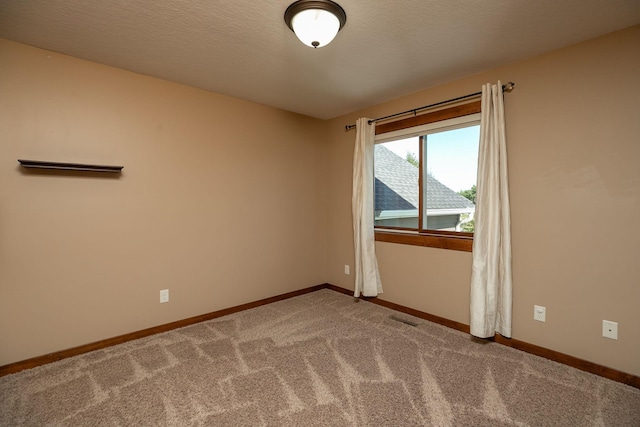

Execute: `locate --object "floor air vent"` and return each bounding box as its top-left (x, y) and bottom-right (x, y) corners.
top-left (390, 315), bottom-right (418, 327)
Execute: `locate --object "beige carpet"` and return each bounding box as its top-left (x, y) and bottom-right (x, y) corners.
top-left (1, 289), bottom-right (639, 426)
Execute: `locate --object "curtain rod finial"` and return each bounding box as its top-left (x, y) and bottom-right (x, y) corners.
top-left (504, 82), bottom-right (515, 91)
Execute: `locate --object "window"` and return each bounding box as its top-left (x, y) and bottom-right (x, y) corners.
top-left (373, 102), bottom-right (481, 251)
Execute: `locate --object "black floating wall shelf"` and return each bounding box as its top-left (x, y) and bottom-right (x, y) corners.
top-left (18, 159), bottom-right (123, 173)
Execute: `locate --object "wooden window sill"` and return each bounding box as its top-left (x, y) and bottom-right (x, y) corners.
top-left (375, 229), bottom-right (473, 252)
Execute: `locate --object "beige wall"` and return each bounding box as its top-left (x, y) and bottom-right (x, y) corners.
top-left (327, 26), bottom-right (640, 376)
top-left (0, 39), bottom-right (328, 365)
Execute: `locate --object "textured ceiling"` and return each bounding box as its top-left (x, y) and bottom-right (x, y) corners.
top-left (1, 1), bottom-right (639, 119)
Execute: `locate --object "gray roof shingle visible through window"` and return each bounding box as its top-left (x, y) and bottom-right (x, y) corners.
top-left (374, 145), bottom-right (475, 211)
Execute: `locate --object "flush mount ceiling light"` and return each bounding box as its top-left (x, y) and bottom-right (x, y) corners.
top-left (284, 0), bottom-right (347, 49)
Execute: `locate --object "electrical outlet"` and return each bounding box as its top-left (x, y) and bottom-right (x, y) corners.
top-left (534, 305), bottom-right (546, 322)
top-left (344, 264), bottom-right (350, 275)
top-left (160, 289), bottom-right (169, 303)
top-left (602, 320), bottom-right (618, 340)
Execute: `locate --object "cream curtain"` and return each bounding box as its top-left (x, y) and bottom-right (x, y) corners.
top-left (352, 118), bottom-right (383, 298)
top-left (470, 82), bottom-right (513, 338)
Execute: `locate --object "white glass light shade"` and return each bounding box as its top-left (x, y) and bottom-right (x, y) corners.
top-left (291, 9), bottom-right (340, 48)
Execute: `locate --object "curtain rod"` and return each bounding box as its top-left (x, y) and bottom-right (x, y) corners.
top-left (344, 82), bottom-right (515, 131)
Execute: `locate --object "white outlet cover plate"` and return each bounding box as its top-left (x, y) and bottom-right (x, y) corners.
top-left (534, 305), bottom-right (546, 322)
top-left (160, 289), bottom-right (169, 303)
top-left (602, 320), bottom-right (618, 339)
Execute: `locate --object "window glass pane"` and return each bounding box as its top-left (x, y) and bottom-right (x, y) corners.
top-left (423, 125), bottom-right (479, 232)
top-left (374, 137), bottom-right (419, 229)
